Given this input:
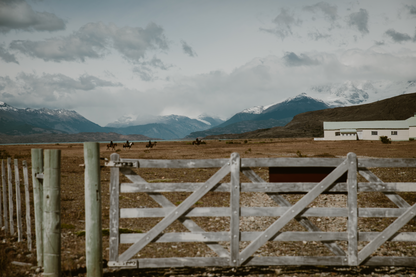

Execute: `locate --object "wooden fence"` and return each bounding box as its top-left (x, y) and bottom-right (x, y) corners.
top-left (0, 157), bottom-right (32, 251)
top-left (105, 152), bottom-right (416, 268)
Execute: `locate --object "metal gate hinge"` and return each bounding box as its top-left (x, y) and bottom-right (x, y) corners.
top-left (105, 161), bottom-right (139, 168)
top-left (108, 260), bottom-right (138, 268)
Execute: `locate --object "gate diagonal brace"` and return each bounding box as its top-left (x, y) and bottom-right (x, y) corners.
top-left (239, 159), bottom-right (349, 264)
top-left (242, 168), bottom-right (346, 257)
top-left (358, 203), bottom-right (416, 264)
top-left (118, 162), bottom-right (231, 262)
top-left (120, 168), bottom-right (230, 258)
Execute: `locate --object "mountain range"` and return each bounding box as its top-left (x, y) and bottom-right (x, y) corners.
top-left (1, 78), bottom-right (415, 143)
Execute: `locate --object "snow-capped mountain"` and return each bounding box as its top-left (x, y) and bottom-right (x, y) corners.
top-left (306, 80), bottom-right (416, 107)
top-left (186, 93), bottom-right (331, 138)
top-left (0, 102), bottom-right (103, 135)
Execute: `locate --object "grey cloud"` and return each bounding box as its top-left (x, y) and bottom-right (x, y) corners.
top-left (0, 0), bottom-right (65, 33)
top-left (132, 56), bottom-right (172, 81)
top-left (405, 5), bottom-right (416, 15)
top-left (283, 52), bottom-right (321, 67)
top-left (303, 2), bottom-right (338, 22)
top-left (308, 30), bottom-right (331, 41)
top-left (260, 8), bottom-right (302, 40)
top-left (0, 44), bottom-right (19, 64)
top-left (347, 9), bottom-right (369, 35)
top-left (0, 72), bottom-right (121, 104)
top-left (385, 29), bottom-right (412, 43)
top-left (9, 22), bottom-right (169, 63)
top-left (181, 40), bottom-right (197, 57)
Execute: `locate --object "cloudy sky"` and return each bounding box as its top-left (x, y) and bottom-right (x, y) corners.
top-left (1, 0), bottom-right (416, 126)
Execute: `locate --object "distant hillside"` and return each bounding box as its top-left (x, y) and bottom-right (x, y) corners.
top-left (187, 93), bottom-right (330, 138)
top-left (0, 132), bottom-right (157, 144)
top-left (204, 92), bottom-right (416, 139)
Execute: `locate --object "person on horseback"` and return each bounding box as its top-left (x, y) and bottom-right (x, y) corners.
top-left (110, 141), bottom-right (114, 147)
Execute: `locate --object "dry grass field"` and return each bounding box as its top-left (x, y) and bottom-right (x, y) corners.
top-left (1, 138), bottom-right (416, 276)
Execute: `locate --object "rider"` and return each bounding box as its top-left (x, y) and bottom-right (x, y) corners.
top-left (110, 141), bottom-right (114, 147)
top-left (126, 140), bottom-right (129, 145)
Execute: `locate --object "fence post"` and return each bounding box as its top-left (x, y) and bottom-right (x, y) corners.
top-left (2, 160), bottom-right (7, 233)
top-left (347, 152), bottom-right (358, 266)
top-left (7, 157), bottom-right (14, 235)
top-left (14, 159), bottom-right (23, 242)
top-left (32, 149), bottom-right (44, 267)
top-left (230, 153), bottom-right (241, 267)
top-left (23, 160), bottom-right (32, 251)
top-left (0, 160), bottom-right (3, 229)
top-left (84, 142), bottom-right (102, 277)
top-left (43, 149), bottom-right (61, 276)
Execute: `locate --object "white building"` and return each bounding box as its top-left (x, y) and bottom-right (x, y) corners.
top-left (323, 114), bottom-right (416, 141)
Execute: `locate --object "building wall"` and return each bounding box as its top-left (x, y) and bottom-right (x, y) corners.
top-left (361, 129), bottom-right (408, 141)
top-left (324, 131), bottom-right (357, 140)
top-left (410, 126), bottom-right (416, 139)
top-left (324, 129), bottom-right (409, 141)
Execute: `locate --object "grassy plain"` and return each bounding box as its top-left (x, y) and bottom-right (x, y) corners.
top-left (1, 138), bottom-right (416, 276)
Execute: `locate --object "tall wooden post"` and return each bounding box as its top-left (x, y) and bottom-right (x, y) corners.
top-left (23, 161), bottom-right (32, 251)
top-left (84, 142), bottom-right (102, 277)
top-left (7, 157), bottom-right (14, 235)
top-left (109, 153), bottom-right (120, 263)
top-left (43, 149), bottom-right (61, 276)
top-left (32, 149), bottom-right (44, 266)
top-left (14, 159), bottom-right (23, 242)
top-left (1, 160), bottom-right (7, 233)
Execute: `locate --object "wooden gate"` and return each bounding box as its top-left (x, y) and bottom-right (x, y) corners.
top-left (105, 152), bottom-right (416, 268)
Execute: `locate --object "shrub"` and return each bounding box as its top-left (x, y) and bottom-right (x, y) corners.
top-left (379, 136), bottom-right (391, 144)
top-left (410, 138), bottom-right (415, 141)
top-left (244, 140), bottom-right (248, 144)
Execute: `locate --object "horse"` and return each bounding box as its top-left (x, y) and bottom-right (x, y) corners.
top-left (123, 142), bottom-right (134, 149)
top-left (146, 141), bottom-right (157, 148)
top-left (192, 138), bottom-right (202, 145)
top-left (107, 143), bottom-right (117, 151)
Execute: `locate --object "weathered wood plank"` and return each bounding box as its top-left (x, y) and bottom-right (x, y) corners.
top-left (120, 231), bottom-right (416, 244)
top-left (7, 157), bottom-right (14, 235)
top-left (120, 167), bottom-right (229, 258)
top-left (112, 256), bottom-right (416, 268)
top-left (358, 203), bottom-right (416, 264)
top-left (109, 153), bottom-right (120, 262)
top-left (120, 206), bottom-right (414, 218)
top-left (239, 161), bottom-right (349, 263)
top-left (347, 153), bottom-right (358, 266)
top-left (359, 169), bottom-right (411, 209)
top-left (230, 153), bottom-right (240, 267)
top-left (242, 167), bottom-right (346, 257)
top-left (22, 161), bottom-right (32, 251)
top-left (118, 163), bottom-right (231, 262)
top-left (358, 158), bottom-right (416, 168)
top-left (14, 159), bottom-right (23, 242)
top-left (119, 158), bottom-right (228, 168)
top-left (121, 182), bottom-right (416, 193)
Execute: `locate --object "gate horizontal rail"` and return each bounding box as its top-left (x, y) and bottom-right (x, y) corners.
top-left (106, 152), bottom-right (416, 268)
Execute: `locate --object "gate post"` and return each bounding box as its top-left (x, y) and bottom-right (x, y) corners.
top-left (347, 152), bottom-right (358, 266)
top-left (43, 149), bottom-right (61, 276)
top-left (109, 153), bottom-right (120, 263)
top-left (32, 148), bottom-right (44, 267)
top-left (84, 142), bottom-right (102, 277)
top-left (230, 152), bottom-right (241, 267)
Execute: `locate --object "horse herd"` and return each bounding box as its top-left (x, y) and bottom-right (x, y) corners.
top-left (106, 139), bottom-right (203, 151)
top-left (106, 141), bottom-right (157, 151)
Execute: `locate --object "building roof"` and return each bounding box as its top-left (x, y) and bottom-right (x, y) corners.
top-left (324, 115), bottom-right (416, 130)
